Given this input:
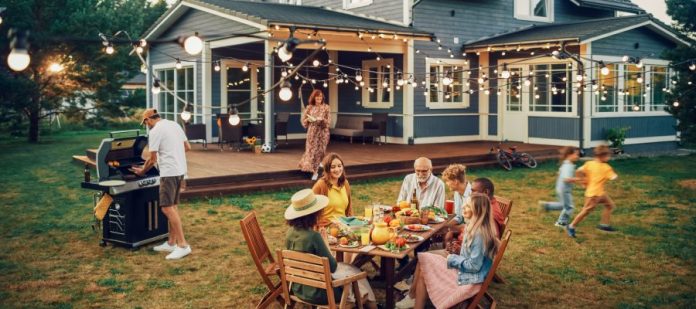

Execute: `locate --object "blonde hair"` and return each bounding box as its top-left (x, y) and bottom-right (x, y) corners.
top-left (442, 164), bottom-right (467, 183)
top-left (463, 193), bottom-right (500, 259)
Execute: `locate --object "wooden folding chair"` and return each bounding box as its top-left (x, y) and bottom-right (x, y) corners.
top-left (277, 249), bottom-right (367, 309)
top-left (460, 229), bottom-right (512, 309)
top-left (494, 196), bottom-right (513, 218)
top-left (240, 211), bottom-right (284, 309)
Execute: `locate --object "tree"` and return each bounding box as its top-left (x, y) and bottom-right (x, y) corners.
top-left (665, 0), bottom-right (696, 145)
top-left (0, 0), bottom-right (166, 142)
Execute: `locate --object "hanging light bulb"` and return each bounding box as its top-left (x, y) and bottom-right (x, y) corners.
top-left (636, 74), bottom-right (643, 84)
top-left (214, 61), bottom-right (221, 72)
top-left (180, 110), bottom-right (192, 121)
top-left (359, 81), bottom-right (365, 87)
top-left (229, 107), bottom-right (241, 126)
top-left (690, 62), bottom-right (696, 71)
top-left (105, 43), bottom-right (115, 55)
top-left (636, 60), bottom-right (643, 69)
top-left (175, 59), bottom-right (182, 69)
top-left (673, 101), bottom-right (679, 107)
top-left (281, 70), bottom-right (288, 77)
top-left (313, 59), bottom-right (320, 67)
top-left (382, 79), bottom-right (389, 88)
top-left (279, 81), bottom-right (293, 101)
top-left (397, 78), bottom-right (405, 86)
top-left (501, 64), bottom-right (510, 79)
top-left (183, 32), bottom-right (203, 55)
top-left (242, 63), bottom-right (249, 72)
top-left (576, 69), bottom-right (584, 82)
top-left (622, 55), bottom-right (630, 63)
top-left (442, 72), bottom-right (453, 86)
top-left (152, 79), bottom-right (161, 94)
top-left (278, 36), bottom-right (299, 62)
top-left (600, 62), bottom-right (610, 76)
top-left (355, 72), bottom-right (363, 82)
top-left (632, 105), bottom-right (640, 111)
top-left (524, 79), bottom-right (531, 87)
top-left (323, 81), bottom-right (328, 88)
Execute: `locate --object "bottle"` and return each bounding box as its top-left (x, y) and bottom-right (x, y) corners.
top-left (411, 189), bottom-right (419, 211)
top-left (84, 164), bottom-right (91, 183)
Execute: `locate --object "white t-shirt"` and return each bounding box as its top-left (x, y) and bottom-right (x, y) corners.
top-left (148, 119), bottom-right (188, 177)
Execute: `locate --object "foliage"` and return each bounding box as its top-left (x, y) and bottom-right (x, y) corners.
top-left (0, 0), bottom-right (166, 142)
top-left (664, 0), bottom-right (696, 145)
top-left (605, 126), bottom-right (631, 149)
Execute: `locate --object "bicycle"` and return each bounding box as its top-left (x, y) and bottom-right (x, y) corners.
top-left (490, 142), bottom-right (538, 171)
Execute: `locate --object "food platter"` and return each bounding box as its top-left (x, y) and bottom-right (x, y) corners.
top-left (399, 234), bottom-right (424, 243)
top-left (378, 244), bottom-right (410, 252)
top-left (403, 224), bottom-right (431, 232)
top-left (339, 241), bottom-right (360, 248)
top-left (428, 217), bottom-right (445, 224)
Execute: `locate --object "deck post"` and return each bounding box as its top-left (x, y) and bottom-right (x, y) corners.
top-left (264, 39), bottom-right (275, 151)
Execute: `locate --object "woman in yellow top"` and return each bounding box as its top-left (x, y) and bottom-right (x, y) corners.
top-left (312, 152), bottom-right (352, 227)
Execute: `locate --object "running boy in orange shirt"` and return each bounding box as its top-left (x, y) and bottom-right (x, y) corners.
top-left (567, 144), bottom-right (618, 238)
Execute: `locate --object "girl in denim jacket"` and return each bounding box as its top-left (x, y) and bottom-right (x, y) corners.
top-left (396, 194), bottom-right (499, 309)
top-left (539, 147), bottom-right (579, 227)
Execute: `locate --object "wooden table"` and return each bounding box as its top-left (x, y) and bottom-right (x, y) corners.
top-left (330, 217), bottom-right (455, 309)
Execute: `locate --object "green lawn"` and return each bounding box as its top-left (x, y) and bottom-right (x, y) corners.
top-left (0, 131), bottom-right (695, 308)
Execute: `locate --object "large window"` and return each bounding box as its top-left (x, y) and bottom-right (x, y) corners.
top-left (530, 64), bottom-right (572, 112)
top-left (426, 59), bottom-right (470, 109)
top-left (155, 66), bottom-right (195, 122)
top-left (624, 64), bottom-right (645, 112)
top-left (595, 64), bottom-right (619, 113)
top-left (506, 68), bottom-right (523, 112)
top-left (650, 66), bottom-right (668, 111)
top-left (343, 0), bottom-right (372, 9)
top-left (362, 58), bottom-right (393, 108)
top-left (222, 61), bottom-right (265, 119)
top-left (514, 0), bottom-right (553, 22)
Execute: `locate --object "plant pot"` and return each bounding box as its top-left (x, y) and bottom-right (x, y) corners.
top-left (254, 145), bottom-right (262, 154)
top-left (610, 147), bottom-right (624, 155)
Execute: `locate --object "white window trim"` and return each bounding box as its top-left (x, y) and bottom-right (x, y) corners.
top-left (278, 0), bottom-right (302, 5)
top-left (425, 58), bottom-right (470, 109)
top-left (514, 0), bottom-right (554, 23)
top-left (152, 62), bottom-right (198, 123)
top-left (343, 0), bottom-right (373, 9)
top-left (590, 56), bottom-right (672, 117)
top-left (500, 57), bottom-right (577, 118)
top-left (362, 58), bottom-right (394, 109)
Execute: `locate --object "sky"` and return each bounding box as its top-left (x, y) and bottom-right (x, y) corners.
top-left (631, 0), bottom-right (673, 24)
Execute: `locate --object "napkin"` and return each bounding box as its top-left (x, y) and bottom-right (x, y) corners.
top-left (339, 216), bottom-right (367, 227)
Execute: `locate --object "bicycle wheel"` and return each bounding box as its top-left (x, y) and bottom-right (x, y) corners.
top-left (496, 152), bottom-right (513, 171)
top-left (519, 153), bottom-right (538, 168)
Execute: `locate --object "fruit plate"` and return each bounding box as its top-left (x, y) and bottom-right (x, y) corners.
top-left (428, 217), bottom-right (446, 224)
top-left (403, 224), bottom-right (431, 232)
top-left (377, 244), bottom-right (410, 252)
top-left (339, 241), bottom-right (360, 248)
top-left (399, 234), bottom-right (424, 243)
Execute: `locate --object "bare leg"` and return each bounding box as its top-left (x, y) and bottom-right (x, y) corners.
top-left (408, 263), bottom-right (421, 298)
top-left (600, 196), bottom-right (615, 225)
top-left (162, 205), bottom-right (188, 247)
top-left (414, 269), bottom-right (428, 309)
top-left (569, 197), bottom-right (596, 228)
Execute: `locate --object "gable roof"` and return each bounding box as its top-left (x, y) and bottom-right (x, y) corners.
top-left (143, 0), bottom-right (433, 41)
top-left (570, 0), bottom-right (644, 14)
top-left (463, 14), bottom-right (691, 51)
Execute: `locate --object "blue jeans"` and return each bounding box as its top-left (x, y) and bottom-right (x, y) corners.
top-left (544, 190), bottom-right (574, 224)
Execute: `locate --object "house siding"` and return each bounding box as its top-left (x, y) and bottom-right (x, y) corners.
top-left (414, 115), bottom-right (478, 138)
top-left (529, 117), bottom-right (580, 140)
top-left (300, 0), bottom-right (405, 24)
top-left (592, 27), bottom-right (677, 57)
top-left (590, 116), bottom-right (676, 140)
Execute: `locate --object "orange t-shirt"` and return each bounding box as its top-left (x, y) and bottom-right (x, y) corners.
top-left (577, 160), bottom-right (618, 197)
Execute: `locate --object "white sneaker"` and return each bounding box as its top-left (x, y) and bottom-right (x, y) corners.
top-left (396, 295), bottom-right (415, 309)
top-left (166, 245), bottom-right (192, 260)
top-left (153, 241), bottom-right (177, 252)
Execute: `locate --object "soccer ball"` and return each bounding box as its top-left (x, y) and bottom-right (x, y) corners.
top-left (261, 143), bottom-right (272, 153)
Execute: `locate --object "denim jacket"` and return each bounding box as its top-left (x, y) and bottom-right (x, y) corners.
top-left (446, 232), bottom-right (492, 285)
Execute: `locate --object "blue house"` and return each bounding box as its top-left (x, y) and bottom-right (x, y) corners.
top-left (142, 0), bottom-right (689, 153)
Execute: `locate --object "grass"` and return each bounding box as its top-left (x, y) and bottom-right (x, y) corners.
top-left (0, 130), bottom-right (695, 308)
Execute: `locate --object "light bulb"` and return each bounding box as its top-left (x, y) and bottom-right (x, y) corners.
top-left (524, 79), bottom-right (531, 87)
top-left (152, 85), bottom-right (161, 94)
top-left (175, 59), bottom-right (182, 69)
top-left (622, 55), bottom-right (630, 62)
top-left (105, 44), bottom-right (115, 55)
top-left (636, 61), bottom-right (643, 69)
top-left (312, 59), bottom-right (320, 67)
top-left (214, 62), bottom-right (220, 72)
top-left (359, 81), bottom-right (365, 87)
top-left (355, 74), bottom-right (363, 82)
top-left (637, 76), bottom-right (643, 84)
top-left (632, 105), bottom-right (640, 111)
top-left (136, 46), bottom-right (144, 54)
top-left (277, 43), bottom-right (294, 62)
top-left (501, 70), bottom-right (510, 79)
top-left (7, 49), bottom-right (30, 72)
top-left (673, 101), bottom-right (679, 107)
top-left (382, 80), bottom-right (389, 88)
top-left (323, 82), bottom-right (328, 88)
top-left (242, 63), bottom-right (249, 72)
top-left (183, 33), bottom-right (203, 55)
top-left (180, 110), bottom-right (192, 121)
top-left (397, 79), bottom-right (405, 86)
top-left (140, 64), bottom-right (147, 74)
top-left (229, 113), bottom-right (241, 126)
top-left (48, 63), bottom-right (63, 73)
top-left (442, 76), bottom-right (453, 86)
top-left (690, 63), bottom-right (696, 71)
top-left (279, 82), bottom-right (293, 101)
top-left (576, 74), bottom-right (583, 82)
top-left (0, 16), bottom-right (3, 25)
top-left (601, 66), bottom-right (610, 76)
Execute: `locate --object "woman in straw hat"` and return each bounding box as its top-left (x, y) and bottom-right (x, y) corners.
top-left (285, 189), bottom-right (376, 308)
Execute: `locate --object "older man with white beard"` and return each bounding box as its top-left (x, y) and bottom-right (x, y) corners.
top-left (397, 157), bottom-right (446, 210)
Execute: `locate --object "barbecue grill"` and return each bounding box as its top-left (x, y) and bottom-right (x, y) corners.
top-left (81, 130), bottom-right (168, 248)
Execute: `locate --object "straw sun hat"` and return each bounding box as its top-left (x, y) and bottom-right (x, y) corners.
top-left (284, 189), bottom-right (329, 220)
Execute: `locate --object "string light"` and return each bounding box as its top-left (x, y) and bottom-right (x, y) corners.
top-left (242, 63), bottom-right (249, 72)
top-left (636, 74), bottom-right (643, 84)
top-left (183, 32), bottom-right (203, 55)
top-left (152, 78), bottom-right (161, 94)
top-left (229, 107), bottom-right (241, 126)
top-left (442, 71), bottom-right (453, 86)
top-left (312, 59), bottom-right (320, 67)
top-left (175, 58), bottom-right (182, 69)
top-left (180, 110), bottom-right (192, 121)
top-left (690, 62), bottom-right (696, 71)
top-left (600, 61), bottom-right (610, 76)
top-left (214, 61), bottom-right (221, 72)
top-left (279, 81), bottom-right (293, 101)
top-left (7, 29), bottom-right (30, 71)
top-left (105, 43), bottom-right (115, 55)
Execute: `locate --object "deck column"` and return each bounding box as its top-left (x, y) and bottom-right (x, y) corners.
top-left (479, 52), bottom-right (490, 140)
top-left (264, 39), bottom-right (275, 151)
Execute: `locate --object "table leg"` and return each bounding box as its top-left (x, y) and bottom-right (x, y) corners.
top-left (381, 257), bottom-right (396, 309)
top-left (336, 251), bottom-right (344, 263)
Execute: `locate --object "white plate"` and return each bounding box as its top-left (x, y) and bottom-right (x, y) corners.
top-left (339, 241), bottom-right (360, 248)
top-left (399, 235), bottom-right (424, 243)
top-left (428, 217), bottom-right (445, 224)
top-left (403, 224), bottom-right (431, 232)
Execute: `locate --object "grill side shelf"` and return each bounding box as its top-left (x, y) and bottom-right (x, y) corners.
top-left (81, 182), bottom-right (109, 191)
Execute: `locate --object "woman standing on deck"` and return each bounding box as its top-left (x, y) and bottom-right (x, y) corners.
top-left (299, 89), bottom-right (331, 180)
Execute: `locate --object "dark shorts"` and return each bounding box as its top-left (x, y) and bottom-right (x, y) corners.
top-left (159, 176), bottom-right (184, 207)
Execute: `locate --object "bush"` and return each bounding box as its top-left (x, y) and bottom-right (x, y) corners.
top-left (605, 126), bottom-right (631, 149)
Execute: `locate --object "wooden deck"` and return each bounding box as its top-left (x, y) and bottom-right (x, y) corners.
top-left (74, 140), bottom-right (560, 198)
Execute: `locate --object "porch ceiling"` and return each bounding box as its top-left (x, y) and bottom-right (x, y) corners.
top-left (462, 14), bottom-right (690, 52)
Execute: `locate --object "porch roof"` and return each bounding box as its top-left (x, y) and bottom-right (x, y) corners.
top-left (143, 0), bottom-right (434, 41)
top-left (462, 15), bottom-right (690, 52)
top-left (570, 0), bottom-right (644, 14)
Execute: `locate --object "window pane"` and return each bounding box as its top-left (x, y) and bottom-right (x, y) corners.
top-left (507, 68), bottom-right (522, 111)
top-left (532, 0), bottom-right (546, 17)
top-left (651, 66), bottom-right (667, 111)
top-left (186, 67), bottom-right (194, 91)
top-left (368, 66), bottom-right (378, 102)
top-left (227, 68), bottom-right (249, 91)
top-left (550, 64), bottom-right (569, 112)
top-left (531, 65), bottom-right (548, 112)
top-left (624, 65), bottom-right (644, 112)
top-left (177, 68), bottom-right (186, 90)
top-left (429, 65), bottom-right (439, 103)
top-left (165, 70), bottom-right (174, 90)
top-left (380, 65), bottom-right (390, 102)
top-left (515, 0), bottom-right (529, 15)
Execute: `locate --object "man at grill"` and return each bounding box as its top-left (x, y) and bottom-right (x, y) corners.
top-left (131, 108), bottom-right (192, 260)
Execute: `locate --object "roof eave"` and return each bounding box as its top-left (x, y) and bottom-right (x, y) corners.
top-left (464, 38), bottom-right (580, 52)
top-left (269, 22), bottom-right (434, 40)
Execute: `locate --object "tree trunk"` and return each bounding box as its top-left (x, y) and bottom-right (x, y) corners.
top-left (28, 109), bottom-right (40, 143)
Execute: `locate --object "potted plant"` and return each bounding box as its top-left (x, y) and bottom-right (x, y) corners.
top-left (253, 140), bottom-right (263, 154)
top-left (605, 126), bottom-right (631, 154)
